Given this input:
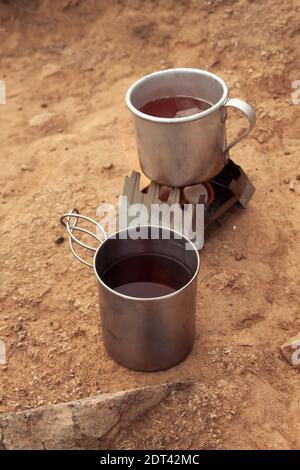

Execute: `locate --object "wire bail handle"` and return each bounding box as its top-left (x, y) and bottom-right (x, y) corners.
top-left (60, 208), bottom-right (107, 268)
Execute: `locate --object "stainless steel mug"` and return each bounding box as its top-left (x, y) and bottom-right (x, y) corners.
top-left (61, 209), bottom-right (200, 371)
top-left (126, 68), bottom-right (256, 187)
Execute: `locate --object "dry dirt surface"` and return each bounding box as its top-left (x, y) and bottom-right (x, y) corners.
top-left (0, 0), bottom-right (299, 450)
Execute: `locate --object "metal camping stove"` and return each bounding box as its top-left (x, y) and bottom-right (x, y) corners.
top-left (120, 159), bottom-right (255, 247)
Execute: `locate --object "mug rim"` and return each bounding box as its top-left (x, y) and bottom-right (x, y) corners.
top-left (93, 224), bottom-right (200, 302)
top-left (125, 68), bottom-right (229, 123)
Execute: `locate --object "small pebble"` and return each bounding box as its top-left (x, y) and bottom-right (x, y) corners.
top-left (13, 323), bottom-right (22, 333)
top-left (18, 332), bottom-right (27, 341)
top-left (234, 251), bottom-right (246, 261)
top-left (232, 225), bottom-right (238, 231)
top-left (55, 235), bottom-right (65, 245)
top-left (289, 181), bottom-right (295, 191)
top-left (102, 162), bottom-right (114, 170)
top-left (29, 112), bottom-right (57, 128)
top-left (265, 292), bottom-right (274, 304)
top-left (283, 177), bottom-right (290, 184)
top-left (21, 163), bottom-right (33, 172)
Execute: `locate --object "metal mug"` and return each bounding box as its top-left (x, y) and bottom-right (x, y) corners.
top-left (126, 68), bottom-right (256, 187)
top-left (61, 209), bottom-right (200, 371)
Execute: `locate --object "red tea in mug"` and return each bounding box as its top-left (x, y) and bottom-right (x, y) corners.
top-left (102, 254), bottom-right (193, 298)
top-left (139, 95), bottom-right (212, 118)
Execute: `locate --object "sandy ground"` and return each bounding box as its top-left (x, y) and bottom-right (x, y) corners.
top-left (0, 0), bottom-right (299, 450)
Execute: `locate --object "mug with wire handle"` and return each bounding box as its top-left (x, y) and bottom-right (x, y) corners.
top-left (61, 208), bottom-right (200, 371)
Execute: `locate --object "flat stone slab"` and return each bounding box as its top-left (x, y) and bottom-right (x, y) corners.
top-left (0, 381), bottom-right (190, 450)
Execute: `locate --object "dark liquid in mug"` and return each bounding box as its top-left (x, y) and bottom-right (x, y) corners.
top-left (139, 95), bottom-right (212, 118)
top-left (102, 254), bottom-right (193, 298)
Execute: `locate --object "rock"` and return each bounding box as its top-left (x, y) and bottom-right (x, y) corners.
top-left (29, 112), bottom-right (58, 128)
top-left (0, 381), bottom-right (191, 450)
top-left (281, 333), bottom-right (300, 368)
top-left (41, 64), bottom-right (61, 79)
top-left (289, 181), bottom-right (295, 191)
top-left (234, 250), bottom-right (246, 261)
top-left (296, 174), bottom-right (300, 181)
top-left (283, 177), bottom-right (290, 184)
top-left (102, 162), bottom-right (114, 170)
top-left (55, 236), bottom-right (65, 245)
top-left (13, 323), bottom-right (22, 333)
top-left (20, 163), bottom-right (33, 172)
top-left (264, 291), bottom-right (274, 304)
top-left (17, 332), bottom-right (26, 341)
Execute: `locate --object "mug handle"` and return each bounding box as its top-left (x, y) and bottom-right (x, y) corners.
top-left (223, 98), bottom-right (256, 153)
top-left (60, 209), bottom-right (107, 268)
